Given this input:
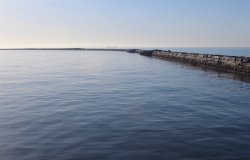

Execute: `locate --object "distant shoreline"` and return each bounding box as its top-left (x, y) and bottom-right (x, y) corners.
top-left (0, 48), bottom-right (85, 50)
top-left (0, 48), bottom-right (128, 51)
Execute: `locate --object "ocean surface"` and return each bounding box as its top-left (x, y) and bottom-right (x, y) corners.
top-left (0, 49), bottom-right (250, 160)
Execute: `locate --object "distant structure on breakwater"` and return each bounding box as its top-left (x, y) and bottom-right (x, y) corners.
top-left (128, 49), bottom-right (250, 76)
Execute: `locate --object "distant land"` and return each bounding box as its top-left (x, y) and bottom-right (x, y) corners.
top-left (0, 48), bottom-right (129, 51)
top-left (0, 48), bottom-right (84, 50)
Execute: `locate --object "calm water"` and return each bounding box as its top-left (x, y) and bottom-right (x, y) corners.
top-left (0, 50), bottom-right (250, 160)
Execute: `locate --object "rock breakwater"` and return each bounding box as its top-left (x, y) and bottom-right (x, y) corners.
top-left (132, 49), bottom-right (250, 75)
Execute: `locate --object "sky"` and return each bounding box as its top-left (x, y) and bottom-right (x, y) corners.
top-left (0, 0), bottom-right (250, 48)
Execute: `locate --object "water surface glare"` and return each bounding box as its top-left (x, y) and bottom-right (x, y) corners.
top-left (0, 50), bottom-right (250, 160)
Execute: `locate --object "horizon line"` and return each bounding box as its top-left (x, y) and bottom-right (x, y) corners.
top-left (1, 46), bottom-right (250, 50)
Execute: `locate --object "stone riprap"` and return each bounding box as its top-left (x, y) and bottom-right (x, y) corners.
top-left (136, 50), bottom-right (250, 75)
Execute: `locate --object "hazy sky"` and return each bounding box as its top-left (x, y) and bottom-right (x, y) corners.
top-left (0, 0), bottom-right (250, 48)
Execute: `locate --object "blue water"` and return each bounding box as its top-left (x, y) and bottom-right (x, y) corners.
top-left (0, 50), bottom-right (250, 160)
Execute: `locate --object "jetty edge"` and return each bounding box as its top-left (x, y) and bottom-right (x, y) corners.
top-left (127, 49), bottom-right (250, 76)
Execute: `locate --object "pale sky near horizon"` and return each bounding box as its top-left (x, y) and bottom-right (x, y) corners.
top-left (0, 0), bottom-right (250, 48)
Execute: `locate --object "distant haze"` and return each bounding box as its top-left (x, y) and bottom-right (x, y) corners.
top-left (0, 0), bottom-right (250, 48)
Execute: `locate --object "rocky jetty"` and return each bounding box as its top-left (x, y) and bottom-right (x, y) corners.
top-left (131, 49), bottom-right (250, 75)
